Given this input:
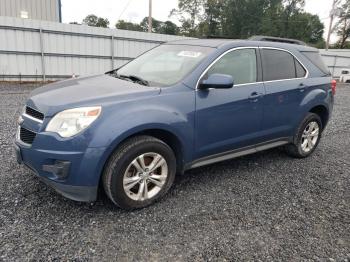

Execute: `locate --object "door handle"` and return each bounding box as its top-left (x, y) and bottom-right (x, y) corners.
top-left (249, 92), bottom-right (263, 102)
top-left (298, 83), bottom-right (307, 92)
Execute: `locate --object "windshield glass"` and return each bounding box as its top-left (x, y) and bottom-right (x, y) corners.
top-left (115, 44), bottom-right (214, 86)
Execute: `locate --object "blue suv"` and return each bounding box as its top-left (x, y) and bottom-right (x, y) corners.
top-left (15, 38), bottom-right (335, 209)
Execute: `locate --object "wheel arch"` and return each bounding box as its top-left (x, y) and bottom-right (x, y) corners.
top-left (97, 126), bottom-right (188, 189)
top-left (309, 104), bottom-right (329, 129)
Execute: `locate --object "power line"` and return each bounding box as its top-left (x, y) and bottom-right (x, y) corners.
top-left (117, 0), bottom-right (133, 21)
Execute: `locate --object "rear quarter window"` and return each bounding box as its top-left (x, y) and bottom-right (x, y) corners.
top-left (301, 51), bottom-right (330, 75)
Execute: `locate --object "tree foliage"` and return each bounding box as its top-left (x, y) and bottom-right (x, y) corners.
top-left (335, 0), bottom-right (350, 48)
top-left (171, 0), bottom-right (325, 44)
top-left (82, 14), bottom-right (110, 28)
top-left (115, 20), bottom-right (143, 31)
top-left (81, 0), bottom-right (327, 44)
top-left (116, 17), bottom-right (180, 35)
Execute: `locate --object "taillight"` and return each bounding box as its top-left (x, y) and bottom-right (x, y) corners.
top-left (331, 80), bottom-right (337, 95)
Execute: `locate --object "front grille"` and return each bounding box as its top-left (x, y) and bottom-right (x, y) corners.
top-left (20, 127), bottom-right (36, 145)
top-left (25, 106), bottom-right (44, 121)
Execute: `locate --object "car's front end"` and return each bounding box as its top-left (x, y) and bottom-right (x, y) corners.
top-left (15, 103), bottom-right (106, 201)
top-left (14, 74), bottom-right (164, 202)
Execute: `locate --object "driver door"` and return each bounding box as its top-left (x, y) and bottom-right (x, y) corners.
top-left (194, 48), bottom-right (265, 159)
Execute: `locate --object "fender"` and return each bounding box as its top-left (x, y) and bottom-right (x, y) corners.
top-left (296, 87), bottom-right (331, 128)
top-left (87, 101), bottom-right (195, 176)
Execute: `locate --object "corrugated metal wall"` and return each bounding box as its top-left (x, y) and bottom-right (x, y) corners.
top-left (320, 49), bottom-right (350, 78)
top-left (1, 16), bottom-right (348, 81)
top-left (0, 16), bottom-right (189, 81)
top-left (0, 0), bottom-right (60, 22)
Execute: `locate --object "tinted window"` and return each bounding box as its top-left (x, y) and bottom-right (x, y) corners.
top-left (341, 70), bottom-right (349, 75)
top-left (206, 49), bottom-right (257, 85)
top-left (302, 51), bottom-right (330, 75)
top-left (261, 49), bottom-right (296, 81)
top-left (295, 59), bottom-right (307, 78)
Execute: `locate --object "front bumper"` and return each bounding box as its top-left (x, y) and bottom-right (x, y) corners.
top-left (14, 139), bottom-right (106, 202)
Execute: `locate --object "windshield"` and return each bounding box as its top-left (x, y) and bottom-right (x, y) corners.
top-left (114, 44), bottom-right (214, 87)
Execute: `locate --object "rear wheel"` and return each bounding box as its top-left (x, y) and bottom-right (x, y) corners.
top-left (285, 113), bottom-right (322, 158)
top-left (102, 136), bottom-right (176, 210)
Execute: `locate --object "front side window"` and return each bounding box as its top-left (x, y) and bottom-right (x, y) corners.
top-left (206, 49), bottom-right (257, 85)
top-left (116, 44), bottom-right (214, 86)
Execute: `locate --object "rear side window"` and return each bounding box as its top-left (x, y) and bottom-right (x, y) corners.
top-left (261, 49), bottom-right (307, 81)
top-left (301, 51), bottom-right (330, 75)
top-left (261, 49), bottom-right (295, 81)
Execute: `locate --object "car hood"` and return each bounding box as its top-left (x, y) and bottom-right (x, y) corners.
top-left (27, 74), bottom-right (161, 117)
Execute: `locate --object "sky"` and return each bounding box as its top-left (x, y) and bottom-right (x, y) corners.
top-left (61, 0), bottom-right (337, 42)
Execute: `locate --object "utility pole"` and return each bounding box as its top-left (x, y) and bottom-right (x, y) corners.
top-left (148, 0), bottom-right (152, 33)
top-left (326, 0), bottom-right (339, 50)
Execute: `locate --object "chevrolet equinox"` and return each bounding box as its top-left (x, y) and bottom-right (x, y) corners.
top-left (14, 38), bottom-right (335, 209)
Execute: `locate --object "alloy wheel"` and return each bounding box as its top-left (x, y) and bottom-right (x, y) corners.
top-left (123, 152), bottom-right (168, 201)
top-left (301, 121), bottom-right (320, 153)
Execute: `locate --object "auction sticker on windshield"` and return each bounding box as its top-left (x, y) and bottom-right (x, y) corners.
top-left (177, 51), bottom-right (202, 58)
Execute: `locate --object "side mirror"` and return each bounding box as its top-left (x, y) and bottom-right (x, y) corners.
top-left (199, 73), bottom-right (234, 89)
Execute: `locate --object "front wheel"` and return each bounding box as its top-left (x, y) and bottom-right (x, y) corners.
top-left (285, 113), bottom-right (322, 158)
top-left (102, 136), bottom-right (176, 210)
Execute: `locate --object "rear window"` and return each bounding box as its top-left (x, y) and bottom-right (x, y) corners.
top-left (301, 51), bottom-right (330, 75)
top-left (341, 70), bottom-right (349, 75)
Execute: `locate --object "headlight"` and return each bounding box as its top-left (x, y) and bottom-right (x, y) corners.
top-left (46, 106), bottom-right (101, 138)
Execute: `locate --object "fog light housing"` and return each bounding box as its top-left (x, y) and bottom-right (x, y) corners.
top-left (42, 161), bottom-right (71, 179)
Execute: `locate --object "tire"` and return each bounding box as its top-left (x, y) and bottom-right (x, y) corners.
top-left (102, 135), bottom-right (176, 210)
top-left (285, 113), bottom-right (323, 158)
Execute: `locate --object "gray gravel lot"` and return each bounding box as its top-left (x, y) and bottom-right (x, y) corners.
top-left (0, 82), bottom-right (349, 261)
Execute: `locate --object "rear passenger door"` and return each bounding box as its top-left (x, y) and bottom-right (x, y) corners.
top-left (260, 48), bottom-right (308, 140)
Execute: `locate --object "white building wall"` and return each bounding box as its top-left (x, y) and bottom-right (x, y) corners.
top-left (0, 17), bottom-right (190, 81)
top-left (0, 0), bottom-right (60, 22)
top-left (0, 16), bottom-right (347, 82)
top-left (320, 49), bottom-right (350, 78)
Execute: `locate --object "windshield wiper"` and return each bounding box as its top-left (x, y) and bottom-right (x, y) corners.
top-left (117, 74), bottom-right (149, 86)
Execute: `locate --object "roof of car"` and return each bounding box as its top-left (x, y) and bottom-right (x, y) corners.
top-left (167, 39), bottom-right (318, 52)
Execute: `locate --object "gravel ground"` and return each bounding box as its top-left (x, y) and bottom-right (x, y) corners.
top-left (0, 82), bottom-right (349, 261)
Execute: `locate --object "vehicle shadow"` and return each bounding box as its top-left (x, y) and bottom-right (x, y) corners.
top-left (15, 146), bottom-right (293, 214)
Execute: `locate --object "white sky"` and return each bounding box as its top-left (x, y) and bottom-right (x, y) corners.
top-left (61, 0), bottom-right (337, 42)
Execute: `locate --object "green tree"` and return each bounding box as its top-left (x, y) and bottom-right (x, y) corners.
top-left (286, 13), bottom-right (324, 44)
top-left (170, 0), bottom-right (205, 36)
top-left (171, 0), bottom-right (325, 44)
top-left (160, 21), bottom-right (180, 35)
top-left (140, 17), bottom-right (163, 32)
top-left (139, 17), bottom-right (180, 35)
top-left (82, 14), bottom-right (109, 28)
top-left (115, 20), bottom-right (143, 31)
top-left (202, 0), bottom-right (225, 36)
top-left (335, 0), bottom-right (350, 48)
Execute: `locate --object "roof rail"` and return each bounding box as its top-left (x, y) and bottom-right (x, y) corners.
top-left (249, 36), bottom-right (307, 46)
